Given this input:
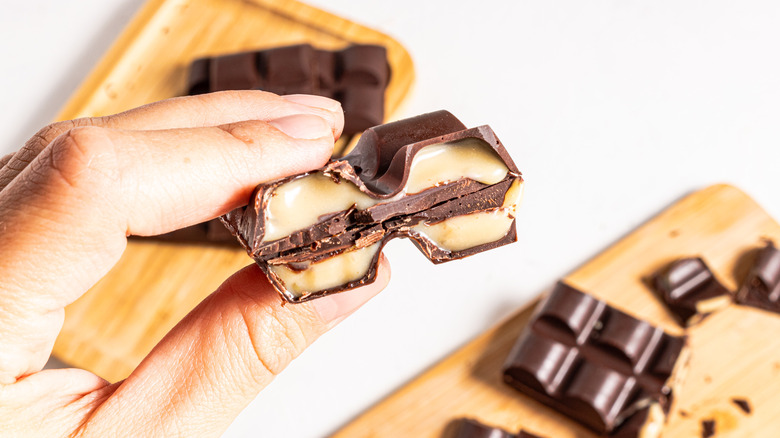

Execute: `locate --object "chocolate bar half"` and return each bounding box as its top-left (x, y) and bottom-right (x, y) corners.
top-left (736, 240), bottom-right (780, 313)
top-left (454, 418), bottom-right (541, 438)
top-left (222, 110), bottom-right (523, 302)
top-left (502, 282), bottom-right (688, 437)
top-left (649, 257), bottom-right (732, 326)
top-left (188, 43), bottom-right (390, 135)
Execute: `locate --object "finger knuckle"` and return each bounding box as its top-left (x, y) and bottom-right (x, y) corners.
top-left (26, 117), bottom-right (100, 151)
top-left (217, 121), bottom-right (270, 148)
top-left (28, 120), bottom-right (76, 151)
top-left (43, 126), bottom-right (119, 191)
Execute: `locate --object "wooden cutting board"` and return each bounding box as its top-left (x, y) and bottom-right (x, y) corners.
top-left (52, 0), bottom-right (413, 383)
top-left (333, 184), bottom-right (780, 438)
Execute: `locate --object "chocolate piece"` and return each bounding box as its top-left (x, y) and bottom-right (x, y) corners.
top-left (650, 257), bottom-right (732, 326)
top-left (701, 419), bottom-right (715, 438)
top-left (454, 419), bottom-right (540, 438)
top-left (736, 240), bottom-right (780, 313)
top-left (187, 44), bottom-right (390, 135)
top-left (222, 110), bottom-right (523, 302)
top-left (502, 282), bottom-right (687, 437)
top-left (731, 397), bottom-right (752, 414)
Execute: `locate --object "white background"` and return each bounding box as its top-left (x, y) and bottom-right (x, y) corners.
top-left (3, 1), bottom-right (780, 437)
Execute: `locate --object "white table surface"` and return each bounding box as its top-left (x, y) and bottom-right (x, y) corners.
top-left (3, 1), bottom-right (780, 437)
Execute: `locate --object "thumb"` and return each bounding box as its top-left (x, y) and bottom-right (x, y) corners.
top-left (76, 256), bottom-right (390, 437)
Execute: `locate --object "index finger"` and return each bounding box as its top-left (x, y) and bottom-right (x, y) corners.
top-left (0, 91), bottom-right (344, 192)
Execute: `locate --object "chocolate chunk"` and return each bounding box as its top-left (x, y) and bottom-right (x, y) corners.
top-left (454, 419), bottom-right (540, 438)
top-left (736, 240), bottom-right (780, 313)
top-left (222, 110), bottom-right (523, 302)
top-left (701, 419), bottom-right (715, 438)
top-left (731, 397), bottom-right (752, 414)
top-left (187, 43), bottom-right (390, 135)
top-left (650, 257), bottom-right (732, 326)
top-left (502, 282), bottom-right (688, 437)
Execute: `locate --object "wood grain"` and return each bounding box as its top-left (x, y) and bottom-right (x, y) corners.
top-left (52, 0), bottom-right (414, 383)
top-left (333, 184), bottom-right (780, 438)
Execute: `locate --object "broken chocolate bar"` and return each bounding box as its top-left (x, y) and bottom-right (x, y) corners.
top-left (650, 257), bottom-right (732, 326)
top-left (502, 282), bottom-right (687, 438)
top-left (736, 240), bottom-right (780, 313)
top-left (454, 418), bottom-right (540, 438)
top-left (188, 44), bottom-right (390, 135)
top-left (222, 110), bottom-right (523, 302)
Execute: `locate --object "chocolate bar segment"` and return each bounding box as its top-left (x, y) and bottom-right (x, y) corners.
top-left (502, 282), bottom-right (687, 437)
top-left (187, 44), bottom-right (390, 135)
top-left (736, 240), bottom-right (780, 313)
top-left (454, 418), bottom-right (541, 438)
top-left (222, 110), bottom-right (523, 302)
top-left (650, 257), bottom-right (732, 326)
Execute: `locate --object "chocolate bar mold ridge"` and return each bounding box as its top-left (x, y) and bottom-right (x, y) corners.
top-left (502, 282), bottom-right (688, 437)
top-left (223, 111), bottom-right (523, 302)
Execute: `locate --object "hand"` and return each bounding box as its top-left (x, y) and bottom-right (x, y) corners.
top-left (0, 91), bottom-right (390, 437)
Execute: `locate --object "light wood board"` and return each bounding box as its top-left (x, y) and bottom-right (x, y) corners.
top-left (333, 184), bottom-right (780, 438)
top-left (52, 0), bottom-right (414, 383)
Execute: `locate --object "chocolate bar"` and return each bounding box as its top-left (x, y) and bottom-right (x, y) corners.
top-left (454, 418), bottom-right (541, 438)
top-left (736, 240), bottom-right (780, 313)
top-left (222, 110), bottom-right (523, 302)
top-left (650, 257), bottom-right (732, 326)
top-left (502, 282), bottom-right (688, 437)
top-left (188, 44), bottom-right (390, 135)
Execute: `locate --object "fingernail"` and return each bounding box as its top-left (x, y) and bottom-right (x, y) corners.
top-left (269, 114), bottom-right (331, 140)
top-left (282, 94), bottom-right (342, 112)
top-left (311, 256), bottom-right (390, 327)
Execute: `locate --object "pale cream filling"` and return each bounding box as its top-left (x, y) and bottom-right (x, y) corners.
top-left (268, 243), bottom-right (381, 297)
top-left (403, 138), bottom-right (509, 193)
top-left (412, 209), bottom-right (515, 252)
top-left (502, 179), bottom-right (524, 210)
top-left (263, 173), bottom-right (376, 242)
top-left (261, 138), bottom-right (510, 242)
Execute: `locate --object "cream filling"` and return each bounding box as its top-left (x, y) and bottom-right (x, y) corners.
top-left (403, 138), bottom-right (509, 193)
top-left (268, 243), bottom-right (381, 297)
top-left (263, 173), bottom-right (377, 242)
top-left (261, 138), bottom-right (511, 242)
top-left (502, 178), bottom-right (524, 210)
top-left (412, 209), bottom-right (515, 252)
